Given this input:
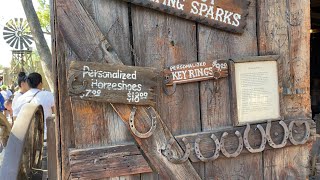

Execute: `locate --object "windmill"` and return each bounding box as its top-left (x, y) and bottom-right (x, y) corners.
top-left (2, 18), bottom-right (37, 85)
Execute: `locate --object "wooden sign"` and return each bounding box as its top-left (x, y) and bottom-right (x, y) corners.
top-left (122, 0), bottom-right (249, 33)
top-left (68, 61), bottom-right (159, 106)
top-left (163, 60), bottom-right (228, 85)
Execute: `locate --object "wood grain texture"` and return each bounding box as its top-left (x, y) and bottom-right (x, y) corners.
top-left (198, 0), bottom-right (263, 178)
top-left (57, 0), bottom-right (201, 179)
top-left (131, 4), bottom-right (204, 178)
top-left (69, 144), bottom-right (152, 179)
top-left (74, 1), bottom-right (139, 179)
top-left (122, 0), bottom-right (250, 34)
top-left (175, 119), bottom-right (315, 162)
top-left (257, 0), bottom-right (312, 178)
top-left (47, 117), bottom-right (58, 180)
top-left (68, 61), bottom-right (159, 106)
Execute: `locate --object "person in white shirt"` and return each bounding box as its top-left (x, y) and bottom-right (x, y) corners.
top-left (12, 72), bottom-right (29, 118)
top-left (14, 72), bottom-right (54, 122)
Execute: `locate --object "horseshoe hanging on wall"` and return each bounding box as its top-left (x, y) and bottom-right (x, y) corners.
top-left (243, 123), bottom-right (267, 153)
top-left (288, 120), bottom-right (310, 145)
top-left (220, 131), bottom-right (243, 158)
top-left (129, 106), bottom-right (157, 139)
top-left (68, 72), bottom-right (87, 95)
top-left (163, 74), bottom-right (177, 96)
top-left (163, 137), bottom-right (191, 164)
top-left (194, 134), bottom-right (220, 162)
top-left (266, 120), bottom-right (289, 148)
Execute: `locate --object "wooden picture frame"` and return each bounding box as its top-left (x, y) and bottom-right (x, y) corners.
top-left (230, 55), bottom-right (281, 126)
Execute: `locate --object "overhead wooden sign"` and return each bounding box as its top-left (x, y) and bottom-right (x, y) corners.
top-left (163, 60), bottom-right (228, 85)
top-left (122, 0), bottom-right (249, 33)
top-left (68, 61), bottom-right (159, 106)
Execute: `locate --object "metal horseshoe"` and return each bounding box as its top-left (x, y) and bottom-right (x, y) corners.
top-left (195, 134), bottom-right (220, 162)
top-left (266, 120), bottom-right (289, 148)
top-left (163, 137), bottom-right (191, 164)
top-left (68, 72), bottom-right (87, 95)
top-left (288, 120), bottom-right (310, 145)
top-left (163, 74), bottom-right (177, 96)
top-left (220, 131), bottom-right (243, 158)
top-left (243, 123), bottom-right (267, 153)
top-left (129, 106), bottom-right (156, 139)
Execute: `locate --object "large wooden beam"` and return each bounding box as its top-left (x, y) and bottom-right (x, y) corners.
top-left (69, 144), bottom-right (152, 179)
top-left (56, 0), bottom-right (201, 179)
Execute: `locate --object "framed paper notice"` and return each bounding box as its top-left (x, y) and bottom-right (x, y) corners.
top-left (230, 56), bottom-right (281, 126)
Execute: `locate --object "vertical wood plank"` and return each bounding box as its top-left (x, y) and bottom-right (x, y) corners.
top-left (53, 0), bottom-right (76, 176)
top-left (198, 0), bottom-right (263, 178)
top-left (258, 0), bottom-right (311, 178)
top-left (47, 117), bottom-right (58, 180)
top-left (131, 5), bottom-right (204, 178)
top-left (73, 0), bottom-right (139, 179)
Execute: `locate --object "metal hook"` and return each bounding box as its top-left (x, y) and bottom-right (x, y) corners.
top-left (99, 39), bottom-right (112, 61)
top-left (288, 120), bottom-right (310, 145)
top-left (163, 74), bottom-right (177, 96)
top-left (129, 106), bottom-right (157, 139)
top-left (163, 137), bottom-right (191, 164)
top-left (266, 120), bottom-right (289, 149)
top-left (68, 72), bottom-right (87, 95)
top-left (243, 123), bottom-right (267, 153)
top-left (220, 131), bottom-right (243, 158)
top-left (195, 134), bottom-right (220, 162)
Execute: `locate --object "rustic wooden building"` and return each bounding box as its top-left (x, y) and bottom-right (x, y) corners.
top-left (49, 0), bottom-right (316, 179)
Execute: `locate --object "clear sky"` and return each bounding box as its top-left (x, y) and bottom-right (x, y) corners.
top-left (0, 0), bottom-right (40, 67)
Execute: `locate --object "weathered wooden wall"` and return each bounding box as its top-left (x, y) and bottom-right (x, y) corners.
top-left (52, 0), bottom-right (312, 179)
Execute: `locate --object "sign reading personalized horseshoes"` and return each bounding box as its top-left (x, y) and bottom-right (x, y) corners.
top-left (122, 0), bottom-right (249, 33)
top-left (68, 61), bottom-right (159, 106)
top-left (163, 60), bottom-right (229, 85)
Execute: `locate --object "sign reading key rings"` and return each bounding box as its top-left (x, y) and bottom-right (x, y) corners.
top-left (163, 60), bottom-right (229, 86)
top-left (68, 61), bottom-right (159, 106)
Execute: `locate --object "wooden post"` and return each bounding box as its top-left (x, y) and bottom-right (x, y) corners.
top-left (47, 117), bottom-right (58, 180)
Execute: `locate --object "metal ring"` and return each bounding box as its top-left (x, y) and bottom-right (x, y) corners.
top-left (288, 120), bottom-right (310, 145)
top-left (266, 120), bottom-right (289, 149)
top-left (163, 74), bottom-right (177, 96)
top-left (163, 137), bottom-right (191, 164)
top-left (220, 131), bottom-right (243, 158)
top-left (243, 123), bottom-right (267, 153)
top-left (195, 134), bottom-right (220, 162)
top-left (129, 106), bottom-right (156, 139)
top-left (68, 72), bottom-right (87, 95)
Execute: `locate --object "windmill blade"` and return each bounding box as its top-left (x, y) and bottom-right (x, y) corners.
top-left (3, 18), bottom-right (33, 50)
top-left (9, 37), bottom-right (18, 48)
top-left (5, 35), bottom-right (16, 44)
top-left (22, 35), bottom-right (33, 45)
top-left (3, 26), bottom-right (15, 33)
top-left (3, 34), bottom-right (15, 40)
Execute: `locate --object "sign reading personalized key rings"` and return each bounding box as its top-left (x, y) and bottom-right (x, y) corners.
top-left (163, 60), bottom-right (228, 94)
top-left (68, 61), bottom-right (159, 106)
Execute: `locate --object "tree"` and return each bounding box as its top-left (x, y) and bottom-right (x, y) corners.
top-left (20, 0), bottom-right (54, 91)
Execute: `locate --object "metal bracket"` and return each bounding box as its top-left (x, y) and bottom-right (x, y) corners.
top-left (163, 137), bottom-right (191, 164)
top-left (194, 134), bottom-right (220, 162)
top-left (243, 124), bottom-right (267, 153)
top-left (68, 72), bottom-right (87, 95)
top-left (220, 131), bottom-right (243, 158)
top-left (288, 120), bottom-right (310, 145)
top-left (129, 106), bottom-right (157, 139)
top-left (266, 120), bottom-right (289, 149)
top-left (163, 74), bottom-right (177, 96)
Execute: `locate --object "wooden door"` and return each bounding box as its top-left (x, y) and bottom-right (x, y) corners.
top-left (52, 0), bottom-right (314, 179)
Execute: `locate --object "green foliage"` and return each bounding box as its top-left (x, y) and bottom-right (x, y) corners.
top-left (36, 0), bottom-right (50, 33)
